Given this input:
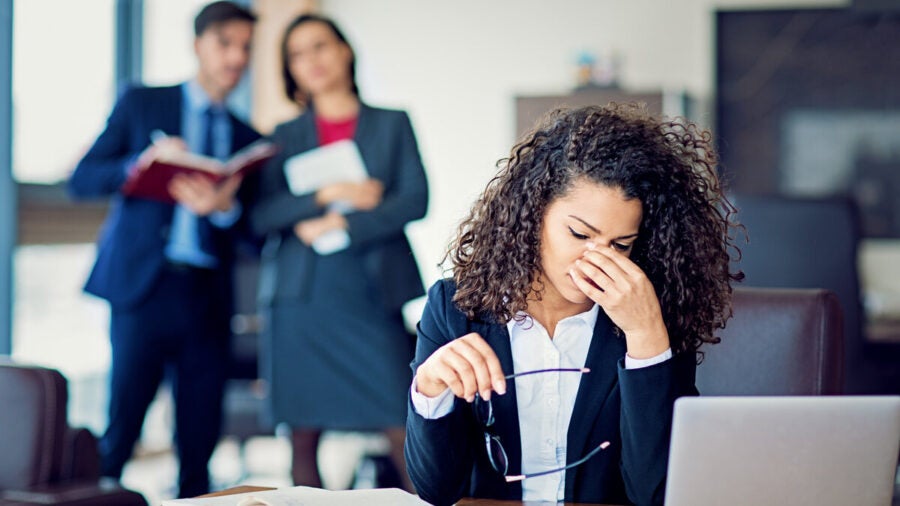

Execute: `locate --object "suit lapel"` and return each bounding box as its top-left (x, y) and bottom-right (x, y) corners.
top-left (294, 110), bottom-right (319, 152)
top-left (566, 309), bottom-right (626, 459)
top-left (156, 86), bottom-right (182, 139)
top-left (353, 104), bottom-right (375, 177)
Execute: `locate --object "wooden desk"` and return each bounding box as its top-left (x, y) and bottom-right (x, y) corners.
top-left (198, 486), bottom-right (274, 497)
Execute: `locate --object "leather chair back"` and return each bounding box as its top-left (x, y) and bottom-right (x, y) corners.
top-left (697, 287), bottom-right (844, 395)
top-left (0, 359), bottom-right (148, 505)
top-left (0, 360), bottom-right (67, 488)
top-left (729, 194), bottom-right (889, 394)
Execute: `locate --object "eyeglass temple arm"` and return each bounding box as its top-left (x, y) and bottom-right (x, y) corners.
top-left (503, 441), bottom-right (610, 483)
top-left (503, 367), bottom-right (590, 380)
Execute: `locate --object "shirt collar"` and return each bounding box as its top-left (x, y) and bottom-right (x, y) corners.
top-left (183, 80), bottom-right (224, 114)
top-left (507, 304), bottom-right (600, 334)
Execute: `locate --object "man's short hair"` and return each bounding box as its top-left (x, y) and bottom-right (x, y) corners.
top-left (194, 1), bottom-right (256, 36)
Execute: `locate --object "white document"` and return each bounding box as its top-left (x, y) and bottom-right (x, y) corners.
top-left (283, 139), bottom-right (368, 196)
top-left (161, 486), bottom-right (429, 506)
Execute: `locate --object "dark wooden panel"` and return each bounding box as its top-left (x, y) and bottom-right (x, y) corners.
top-left (515, 89), bottom-right (664, 142)
top-left (17, 183), bottom-right (108, 245)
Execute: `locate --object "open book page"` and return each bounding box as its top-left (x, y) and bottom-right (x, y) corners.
top-left (122, 140), bottom-right (277, 203)
top-left (224, 140), bottom-right (280, 175)
top-left (149, 139), bottom-right (276, 176)
top-left (160, 486), bottom-right (429, 506)
top-left (283, 139), bottom-right (368, 196)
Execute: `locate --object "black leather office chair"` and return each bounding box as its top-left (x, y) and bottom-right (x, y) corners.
top-left (730, 194), bottom-right (899, 394)
top-left (697, 287), bottom-right (844, 395)
top-left (0, 359), bottom-right (148, 506)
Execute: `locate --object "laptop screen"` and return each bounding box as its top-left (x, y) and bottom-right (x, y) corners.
top-left (665, 396), bottom-right (900, 506)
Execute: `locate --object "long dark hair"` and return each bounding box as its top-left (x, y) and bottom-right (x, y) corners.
top-left (446, 103), bottom-right (743, 355)
top-left (280, 14), bottom-right (360, 107)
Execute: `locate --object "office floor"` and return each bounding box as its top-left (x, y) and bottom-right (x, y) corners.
top-left (122, 431), bottom-right (391, 506)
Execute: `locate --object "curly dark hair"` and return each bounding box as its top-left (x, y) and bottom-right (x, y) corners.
top-left (445, 103), bottom-right (743, 355)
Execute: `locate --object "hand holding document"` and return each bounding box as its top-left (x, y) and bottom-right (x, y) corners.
top-left (160, 486), bottom-right (428, 506)
top-left (122, 131), bottom-right (277, 204)
top-left (284, 140), bottom-right (372, 255)
top-left (282, 139), bottom-right (369, 196)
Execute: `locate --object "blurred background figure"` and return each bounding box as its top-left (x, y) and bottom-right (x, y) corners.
top-left (250, 13), bottom-right (427, 492)
top-left (66, 1), bottom-right (260, 497)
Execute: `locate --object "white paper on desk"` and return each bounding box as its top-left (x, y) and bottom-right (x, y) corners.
top-left (160, 486), bottom-right (429, 506)
top-left (283, 139), bottom-right (368, 196)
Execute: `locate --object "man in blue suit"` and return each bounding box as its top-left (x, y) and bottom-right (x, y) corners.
top-left (68, 2), bottom-right (260, 497)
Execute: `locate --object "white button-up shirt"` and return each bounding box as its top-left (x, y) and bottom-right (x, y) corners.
top-left (411, 304), bottom-right (671, 503)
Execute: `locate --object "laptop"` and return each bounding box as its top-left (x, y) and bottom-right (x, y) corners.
top-left (665, 396), bottom-right (900, 506)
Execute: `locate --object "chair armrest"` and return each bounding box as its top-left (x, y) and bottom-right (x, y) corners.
top-left (60, 427), bottom-right (101, 481)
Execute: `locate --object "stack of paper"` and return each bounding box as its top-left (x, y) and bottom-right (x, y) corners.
top-left (283, 139), bottom-right (368, 196)
top-left (161, 486), bottom-right (429, 506)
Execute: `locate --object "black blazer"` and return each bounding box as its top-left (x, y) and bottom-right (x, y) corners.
top-left (251, 104), bottom-right (427, 311)
top-left (405, 279), bottom-right (698, 506)
top-left (67, 84), bottom-right (262, 310)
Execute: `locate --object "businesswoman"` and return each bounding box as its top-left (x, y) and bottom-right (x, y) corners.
top-left (250, 14), bottom-right (427, 490)
top-left (405, 104), bottom-right (742, 505)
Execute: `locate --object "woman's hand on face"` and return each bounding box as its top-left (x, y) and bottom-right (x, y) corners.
top-left (569, 245), bottom-right (670, 359)
top-left (415, 332), bottom-right (507, 402)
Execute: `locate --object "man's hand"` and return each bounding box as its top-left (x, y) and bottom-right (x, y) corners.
top-left (132, 136), bottom-right (189, 175)
top-left (168, 173), bottom-right (243, 216)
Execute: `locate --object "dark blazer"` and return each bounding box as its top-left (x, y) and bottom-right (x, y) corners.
top-left (250, 104), bottom-right (427, 311)
top-left (405, 279), bottom-right (698, 506)
top-left (68, 84), bottom-right (262, 310)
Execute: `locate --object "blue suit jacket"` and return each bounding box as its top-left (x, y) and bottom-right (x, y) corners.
top-left (68, 84), bottom-right (262, 310)
top-left (405, 279), bottom-right (698, 506)
top-left (250, 104), bottom-right (427, 311)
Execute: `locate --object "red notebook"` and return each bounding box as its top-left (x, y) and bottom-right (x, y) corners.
top-left (122, 140), bottom-right (278, 203)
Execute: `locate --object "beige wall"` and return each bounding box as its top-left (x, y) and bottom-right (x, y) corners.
top-left (251, 0), bottom-right (317, 134)
top-left (315, 0), bottom-right (850, 287)
top-left (250, 0), bottom-right (900, 304)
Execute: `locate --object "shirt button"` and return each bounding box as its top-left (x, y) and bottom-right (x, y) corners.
top-left (546, 438), bottom-right (554, 446)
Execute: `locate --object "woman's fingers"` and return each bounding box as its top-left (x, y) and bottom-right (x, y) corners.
top-left (570, 266), bottom-right (606, 304)
top-left (589, 246), bottom-right (643, 276)
top-left (459, 333), bottom-right (507, 398)
top-left (582, 250), bottom-right (629, 284)
top-left (418, 332), bottom-right (506, 402)
top-left (441, 346), bottom-right (483, 401)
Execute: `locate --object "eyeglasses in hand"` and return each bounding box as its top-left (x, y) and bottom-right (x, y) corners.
top-left (472, 367), bottom-right (611, 482)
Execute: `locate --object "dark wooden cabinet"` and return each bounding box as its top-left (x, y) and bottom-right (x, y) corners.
top-left (514, 89), bottom-right (667, 141)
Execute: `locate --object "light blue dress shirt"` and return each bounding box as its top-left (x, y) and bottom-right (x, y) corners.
top-left (164, 80), bottom-right (241, 268)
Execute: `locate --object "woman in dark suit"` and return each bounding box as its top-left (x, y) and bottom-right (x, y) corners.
top-left (250, 14), bottom-right (427, 490)
top-left (405, 104), bottom-right (743, 505)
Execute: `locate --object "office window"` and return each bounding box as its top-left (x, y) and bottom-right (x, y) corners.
top-left (11, 0), bottom-right (116, 431)
top-left (12, 244), bottom-right (111, 432)
top-left (143, 0), bottom-right (209, 86)
top-left (12, 0), bottom-right (115, 184)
